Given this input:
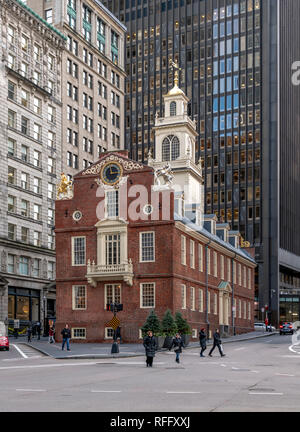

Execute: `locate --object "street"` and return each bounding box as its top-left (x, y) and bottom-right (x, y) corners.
top-left (0, 334), bottom-right (299, 412)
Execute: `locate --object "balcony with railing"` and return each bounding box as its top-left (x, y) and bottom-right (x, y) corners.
top-left (86, 259), bottom-right (133, 287)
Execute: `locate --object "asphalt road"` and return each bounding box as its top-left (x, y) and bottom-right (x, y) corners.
top-left (0, 333), bottom-right (299, 412)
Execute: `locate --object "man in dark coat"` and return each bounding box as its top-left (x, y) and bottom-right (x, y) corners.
top-left (169, 333), bottom-right (184, 363)
top-left (199, 328), bottom-right (207, 357)
top-left (143, 330), bottom-right (157, 367)
top-left (61, 324), bottom-right (71, 351)
top-left (208, 329), bottom-right (225, 357)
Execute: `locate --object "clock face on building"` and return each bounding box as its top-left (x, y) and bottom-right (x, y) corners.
top-left (101, 162), bottom-right (123, 186)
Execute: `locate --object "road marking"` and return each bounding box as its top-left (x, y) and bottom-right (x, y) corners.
top-left (220, 364), bottom-right (227, 367)
top-left (12, 344), bottom-right (28, 359)
top-left (166, 391), bottom-right (201, 394)
top-left (0, 361), bottom-right (98, 371)
top-left (234, 347), bottom-right (245, 351)
top-left (16, 389), bottom-right (46, 392)
top-left (275, 373), bottom-right (295, 377)
top-left (250, 371), bottom-right (259, 373)
top-left (249, 392), bottom-right (283, 396)
top-left (91, 390), bottom-right (122, 393)
top-left (288, 344), bottom-right (300, 354)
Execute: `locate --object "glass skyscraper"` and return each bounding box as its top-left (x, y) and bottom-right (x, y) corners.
top-left (102, 0), bottom-right (300, 326)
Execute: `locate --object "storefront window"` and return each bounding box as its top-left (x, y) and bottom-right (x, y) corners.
top-left (8, 295), bottom-right (15, 319)
top-left (16, 296), bottom-right (30, 321)
top-left (280, 297), bottom-right (300, 323)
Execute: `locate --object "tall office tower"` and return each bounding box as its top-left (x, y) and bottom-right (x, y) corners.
top-left (0, 0), bottom-right (65, 328)
top-left (102, 0), bottom-right (300, 326)
top-left (26, 0), bottom-right (126, 177)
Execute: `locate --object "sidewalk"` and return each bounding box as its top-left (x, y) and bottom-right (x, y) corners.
top-left (12, 330), bottom-right (276, 360)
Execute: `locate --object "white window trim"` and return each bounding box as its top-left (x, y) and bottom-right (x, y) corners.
top-left (105, 327), bottom-right (115, 339)
top-left (104, 284), bottom-right (122, 310)
top-left (248, 268), bottom-right (251, 289)
top-left (214, 293), bottom-right (218, 315)
top-left (198, 288), bottom-right (204, 312)
top-left (71, 328), bottom-right (86, 339)
top-left (71, 236), bottom-right (86, 266)
top-left (248, 302), bottom-right (251, 320)
top-left (220, 255), bottom-right (224, 280)
top-left (181, 235), bottom-right (186, 266)
top-left (140, 282), bottom-right (155, 309)
top-left (139, 329), bottom-right (143, 339)
top-left (207, 291), bottom-right (210, 314)
top-left (181, 284), bottom-right (186, 309)
top-left (190, 286), bottom-right (195, 310)
top-left (72, 285), bottom-right (87, 310)
top-left (192, 328), bottom-right (197, 338)
top-left (239, 299), bottom-right (242, 318)
top-left (190, 240), bottom-right (195, 269)
top-left (139, 231), bottom-right (155, 263)
top-left (213, 251), bottom-right (218, 278)
top-left (198, 244), bottom-right (203, 272)
top-left (207, 248), bottom-right (211, 275)
top-left (227, 258), bottom-right (231, 282)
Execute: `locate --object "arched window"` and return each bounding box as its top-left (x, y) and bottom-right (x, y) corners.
top-left (162, 137), bottom-right (171, 161)
top-left (162, 135), bottom-right (180, 161)
top-left (171, 136), bottom-right (180, 160)
top-left (170, 101), bottom-right (177, 116)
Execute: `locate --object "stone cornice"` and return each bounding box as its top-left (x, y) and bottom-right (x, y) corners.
top-left (0, 0), bottom-right (66, 49)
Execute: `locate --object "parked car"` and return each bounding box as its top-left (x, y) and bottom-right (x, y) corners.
top-left (0, 321), bottom-right (9, 351)
top-left (279, 322), bottom-right (294, 335)
top-left (254, 322), bottom-right (265, 331)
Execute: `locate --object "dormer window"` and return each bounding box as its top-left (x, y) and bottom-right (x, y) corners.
top-left (162, 135), bottom-right (180, 161)
top-left (170, 101), bottom-right (177, 116)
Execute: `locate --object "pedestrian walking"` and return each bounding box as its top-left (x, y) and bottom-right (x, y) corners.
top-left (199, 328), bottom-right (207, 357)
top-left (143, 330), bottom-right (157, 367)
top-left (208, 329), bottom-right (225, 357)
top-left (61, 324), bottom-right (71, 351)
top-left (27, 325), bottom-right (32, 343)
top-left (169, 333), bottom-right (184, 363)
top-left (36, 321), bottom-right (41, 340)
top-left (49, 326), bottom-right (55, 344)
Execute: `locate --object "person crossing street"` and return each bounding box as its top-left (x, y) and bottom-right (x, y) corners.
top-left (169, 333), bottom-right (185, 363)
top-left (143, 331), bottom-right (157, 367)
top-left (208, 329), bottom-right (225, 357)
top-left (199, 328), bottom-right (207, 357)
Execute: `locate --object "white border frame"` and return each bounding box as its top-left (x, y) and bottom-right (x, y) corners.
top-left (139, 231), bottom-right (155, 263)
top-left (71, 236), bottom-right (86, 266)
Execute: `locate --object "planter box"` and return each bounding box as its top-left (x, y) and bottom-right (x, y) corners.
top-left (181, 334), bottom-right (190, 346)
top-left (163, 336), bottom-right (173, 349)
top-left (155, 336), bottom-right (165, 350)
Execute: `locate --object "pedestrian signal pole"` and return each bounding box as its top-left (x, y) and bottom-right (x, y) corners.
top-left (106, 302), bottom-right (123, 354)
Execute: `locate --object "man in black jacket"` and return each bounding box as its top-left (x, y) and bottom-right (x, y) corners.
top-left (169, 333), bottom-right (184, 363)
top-left (143, 331), bottom-right (157, 367)
top-left (208, 329), bottom-right (225, 357)
top-left (61, 324), bottom-right (71, 351)
top-left (199, 328), bottom-right (207, 357)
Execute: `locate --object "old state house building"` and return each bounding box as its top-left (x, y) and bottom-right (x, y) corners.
top-left (55, 82), bottom-right (256, 343)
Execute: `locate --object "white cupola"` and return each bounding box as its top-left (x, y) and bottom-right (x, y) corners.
top-left (148, 61), bottom-right (204, 227)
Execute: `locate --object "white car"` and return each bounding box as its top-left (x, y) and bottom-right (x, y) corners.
top-left (254, 322), bottom-right (265, 331)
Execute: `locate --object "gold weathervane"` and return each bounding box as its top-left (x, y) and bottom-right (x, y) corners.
top-left (169, 59), bottom-right (181, 87)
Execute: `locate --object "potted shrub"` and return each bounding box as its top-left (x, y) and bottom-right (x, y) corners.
top-left (175, 312), bottom-right (191, 346)
top-left (141, 310), bottom-right (163, 349)
top-left (161, 309), bottom-right (177, 348)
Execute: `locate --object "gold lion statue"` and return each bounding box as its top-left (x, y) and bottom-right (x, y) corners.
top-left (57, 173), bottom-right (73, 199)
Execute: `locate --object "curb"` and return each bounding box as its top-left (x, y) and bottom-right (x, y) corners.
top-left (20, 332), bottom-right (277, 360)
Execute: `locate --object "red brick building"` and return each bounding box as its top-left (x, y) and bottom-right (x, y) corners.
top-left (55, 83), bottom-right (256, 343)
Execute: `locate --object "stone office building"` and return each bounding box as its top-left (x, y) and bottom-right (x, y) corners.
top-left (26, 0), bottom-right (126, 178)
top-left (0, 0), bottom-right (65, 331)
top-left (54, 82), bottom-right (256, 342)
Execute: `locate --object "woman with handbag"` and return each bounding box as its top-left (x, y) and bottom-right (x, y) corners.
top-left (169, 333), bottom-right (185, 363)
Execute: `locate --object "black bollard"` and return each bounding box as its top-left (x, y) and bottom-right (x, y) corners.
top-left (111, 342), bottom-right (119, 354)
